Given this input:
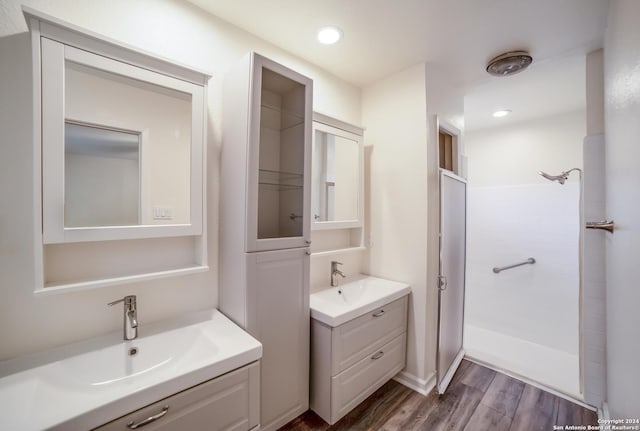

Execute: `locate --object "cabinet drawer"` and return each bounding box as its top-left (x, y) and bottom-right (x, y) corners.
top-left (331, 296), bottom-right (407, 374)
top-left (95, 363), bottom-right (259, 431)
top-left (330, 334), bottom-right (406, 423)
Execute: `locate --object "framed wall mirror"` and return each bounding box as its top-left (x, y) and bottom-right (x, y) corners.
top-left (311, 113), bottom-right (364, 230)
top-left (40, 38), bottom-right (205, 244)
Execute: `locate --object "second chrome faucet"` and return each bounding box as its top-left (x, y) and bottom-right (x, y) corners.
top-left (108, 295), bottom-right (138, 340)
top-left (331, 261), bottom-right (346, 287)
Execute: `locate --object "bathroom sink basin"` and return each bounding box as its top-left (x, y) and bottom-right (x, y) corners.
top-left (43, 325), bottom-right (218, 388)
top-left (310, 276), bottom-right (411, 327)
top-left (0, 309), bottom-right (261, 431)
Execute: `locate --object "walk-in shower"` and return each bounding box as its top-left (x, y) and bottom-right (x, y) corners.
top-left (465, 167), bottom-right (583, 397)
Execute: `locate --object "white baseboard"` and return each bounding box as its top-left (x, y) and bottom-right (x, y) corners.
top-left (599, 402), bottom-right (610, 421)
top-left (393, 370), bottom-right (436, 396)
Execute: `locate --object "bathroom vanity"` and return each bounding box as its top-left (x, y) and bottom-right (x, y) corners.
top-left (0, 310), bottom-right (262, 431)
top-left (309, 276), bottom-right (410, 424)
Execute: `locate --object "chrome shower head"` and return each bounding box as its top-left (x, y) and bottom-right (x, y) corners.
top-left (538, 170), bottom-right (568, 184)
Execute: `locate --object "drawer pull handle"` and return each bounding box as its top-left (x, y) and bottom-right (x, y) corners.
top-left (373, 310), bottom-right (385, 317)
top-left (127, 406), bottom-right (169, 429)
top-left (371, 351), bottom-right (384, 360)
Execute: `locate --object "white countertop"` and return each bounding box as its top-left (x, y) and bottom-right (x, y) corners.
top-left (0, 309), bottom-right (261, 430)
top-left (310, 275), bottom-right (411, 327)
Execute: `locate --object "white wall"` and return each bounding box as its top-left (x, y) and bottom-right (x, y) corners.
top-left (603, 0), bottom-right (640, 417)
top-left (0, 0), bottom-right (361, 360)
top-left (360, 63), bottom-right (464, 392)
top-left (362, 64), bottom-right (430, 388)
top-left (466, 183), bottom-right (580, 352)
top-left (465, 111), bottom-right (585, 187)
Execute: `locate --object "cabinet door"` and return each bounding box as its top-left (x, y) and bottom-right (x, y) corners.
top-left (246, 248), bottom-right (310, 431)
top-left (246, 53), bottom-right (313, 252)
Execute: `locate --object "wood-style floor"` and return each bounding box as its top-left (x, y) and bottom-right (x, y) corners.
top-left (279, 360), bottom-right (597, 431)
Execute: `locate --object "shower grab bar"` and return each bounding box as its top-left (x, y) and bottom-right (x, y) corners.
top-left (493, 258), bottom-right (536, 274)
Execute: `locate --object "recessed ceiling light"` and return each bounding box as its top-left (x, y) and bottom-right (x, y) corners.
top-left (317, 26), bottom-right (342, 45)
top-left (492, 109), bottom-right (512, 118)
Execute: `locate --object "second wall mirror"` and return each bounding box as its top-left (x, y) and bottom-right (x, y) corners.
top-left (311, 113), bottom-right (364, 230)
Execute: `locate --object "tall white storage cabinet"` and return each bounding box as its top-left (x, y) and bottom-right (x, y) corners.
top-left (220, 52), bottom-right (312, 431)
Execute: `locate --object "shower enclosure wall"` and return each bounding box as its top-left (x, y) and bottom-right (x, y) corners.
top-left (463, 111), bottom-right (585, 399)
top-left (465, 183), bottom-right (580, 396)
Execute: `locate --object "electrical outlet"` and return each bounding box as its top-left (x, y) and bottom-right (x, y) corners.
top-left (153, 206), bottom-right (173, 220)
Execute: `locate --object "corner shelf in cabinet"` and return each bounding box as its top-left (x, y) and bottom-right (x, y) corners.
top-left (261, 103), bottom-right (304, 129)
top-left (258, 169), bottom-right (303, 191)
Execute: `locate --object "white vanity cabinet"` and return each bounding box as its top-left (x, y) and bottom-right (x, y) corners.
top-left (220, 52), bottom-right (312, 431)
top-left (310, 296), bottom-right (408, 425)
top-left (95, 362), bottom-right (260, 431)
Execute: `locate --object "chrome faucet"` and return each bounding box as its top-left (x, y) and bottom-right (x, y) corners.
top-left (108, 295), bottom-right (138, 340)
top-left (331, 261), bottom-right (346, 287)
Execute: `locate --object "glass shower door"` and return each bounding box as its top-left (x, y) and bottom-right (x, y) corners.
top-left (437, 170), bottom-right (467, 394)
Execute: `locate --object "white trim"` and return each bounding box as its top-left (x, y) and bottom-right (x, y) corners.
top-left (41, 37), bottom-right (65, 244)
top-left (311, 119), bottom-right (364, 231)
top-left (393, 371), bottom-right (437, 396)
top-left (40, 38), bottom-right (205, 244)
top-left (599, 402), bottom-right (610, 422)
top-left (436, 117), bottom-right (463, 176)
top-left (465, 356), bottom-right (597, 411)
top-left (440, 168), bottom-right (468, 185)
top-left (310, 246), bottom-right (366, 257)
top-left (29, 17), bottom-right (45, 290)
top-left (36, 265), bottom-right (209, 295)
top-left (312, 220), bottom-right (362, 230)
top-left (244, 52), bottom-right (313, 252)
top-left (312, 112), bottom-right (364, 136)
top-left (22, 6), bottom-right (212, 84)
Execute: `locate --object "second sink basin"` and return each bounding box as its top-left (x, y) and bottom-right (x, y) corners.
top-left (310, 276), bottom-right (411, 327)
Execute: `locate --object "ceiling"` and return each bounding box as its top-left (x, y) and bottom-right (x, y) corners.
top-left (464, 53), bottom-right (586, 131)
top-left (187, 0), bottom-right (610, 90)
top-left (187, 0), bottom-right (609, 131)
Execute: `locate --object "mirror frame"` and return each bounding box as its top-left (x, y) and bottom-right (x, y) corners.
top-left (39, 33), bottom-right (206, 244)
top-left (311, 113), bottom-right (364, 230)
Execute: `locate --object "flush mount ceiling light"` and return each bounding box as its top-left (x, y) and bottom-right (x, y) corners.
top-left (492, 109), bottom-right (512, 118)
top-left (486, 51), bottom-right (532, 77)
top-left (317, 26), bottom-right (342, 45)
